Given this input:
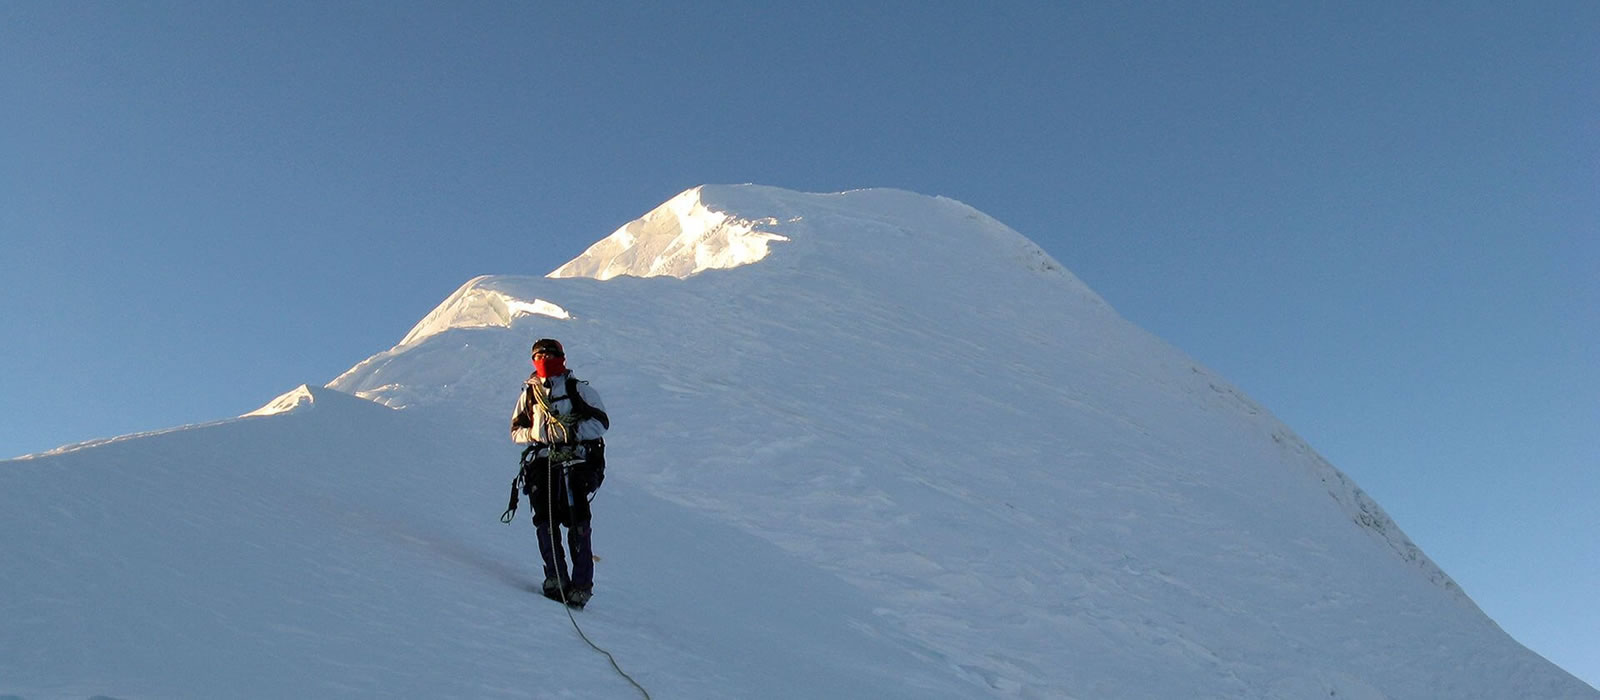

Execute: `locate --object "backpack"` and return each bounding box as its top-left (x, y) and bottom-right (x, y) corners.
top-left (563, 375), bottom-right (609, 490)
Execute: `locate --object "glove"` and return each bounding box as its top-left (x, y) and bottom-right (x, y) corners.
top-left (512, 413), bottom-right (532, 430)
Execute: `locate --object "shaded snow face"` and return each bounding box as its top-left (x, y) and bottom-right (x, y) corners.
top-left (7, 184), bottom-right (1594, 699)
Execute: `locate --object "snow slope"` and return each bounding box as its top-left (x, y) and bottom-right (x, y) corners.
top-left (3, 185), bottom-right (1593, 699)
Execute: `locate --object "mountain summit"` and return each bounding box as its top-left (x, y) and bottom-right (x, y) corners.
top-left (547, 185), bottom-right (793, 281)
top-left (4, 185), bottom-right (1593, 698)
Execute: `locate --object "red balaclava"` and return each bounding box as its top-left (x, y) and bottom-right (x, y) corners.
top-left (533, 354), bottom-right (567, 378)
top-left (531, 338), bottom-right (567, 378)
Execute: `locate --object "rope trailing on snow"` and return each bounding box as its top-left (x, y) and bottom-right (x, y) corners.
top-left (545, 453), bottom-right (652, 700)
top-left (558, 585), bottom-right (651, 699)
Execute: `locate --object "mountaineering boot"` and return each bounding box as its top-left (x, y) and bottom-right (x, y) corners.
top-left (541, 576), bottom-right (566, 603)
top-left (564, 584), bottom-right (593, 609)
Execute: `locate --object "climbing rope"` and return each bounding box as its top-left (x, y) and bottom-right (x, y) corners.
top-left (528, 380), bottom-right (576, 445)
top-left (545, 453), bottom-right (652, 700)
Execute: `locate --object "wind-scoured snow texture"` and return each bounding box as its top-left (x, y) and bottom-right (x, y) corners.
top-left (4, 185), bottom-right (1594, 699)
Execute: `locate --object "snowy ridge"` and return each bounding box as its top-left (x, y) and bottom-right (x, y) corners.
top-left (243, 384), bottom-right (318, 416)
top-left (242, 383), bottom-right (396, 418)
top-left (396, 275), bottom-right (573, 348)
top-left (1185, 363), bottom-right (1472, 604)
top-left (10, 419), bottom-right (236, 461)
top-left (14, 386), bottom-right (385, 461)
top-left (4, 185), bottom-right (1593, 698)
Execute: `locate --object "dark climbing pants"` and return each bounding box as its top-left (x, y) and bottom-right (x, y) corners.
top-left (525, 458), bottom-right (597, 588)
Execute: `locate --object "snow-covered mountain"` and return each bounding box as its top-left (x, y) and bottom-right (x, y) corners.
top-left (3, 185), bottom-right (1593, 699)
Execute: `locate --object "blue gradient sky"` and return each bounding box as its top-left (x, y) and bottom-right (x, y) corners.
top-left (3, 1), bottom-right (1595, 688)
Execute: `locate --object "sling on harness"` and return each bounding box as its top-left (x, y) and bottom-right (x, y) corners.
top-left (500, 445), bottom-right (539, 523)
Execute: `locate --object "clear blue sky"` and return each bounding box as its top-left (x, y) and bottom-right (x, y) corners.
top-left (3, 1), bottom-right (1595, 688)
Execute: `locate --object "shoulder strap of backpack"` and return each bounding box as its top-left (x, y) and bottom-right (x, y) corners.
top-left (564, 375), bottom-right (610, 430)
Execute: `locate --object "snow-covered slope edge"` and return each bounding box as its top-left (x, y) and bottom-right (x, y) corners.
top-left (11, 385), bottom-right (384, 460)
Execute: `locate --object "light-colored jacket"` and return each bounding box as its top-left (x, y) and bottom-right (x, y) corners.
top-left (510, 372), bottom-right (608, 445)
